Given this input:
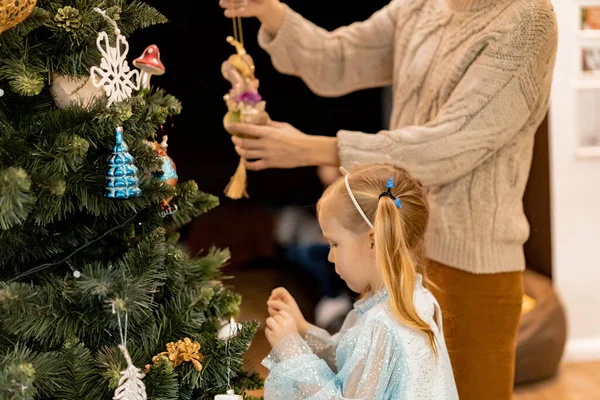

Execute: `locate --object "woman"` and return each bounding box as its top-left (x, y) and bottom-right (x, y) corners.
top-left (219, 0), bottom-right (557, 398)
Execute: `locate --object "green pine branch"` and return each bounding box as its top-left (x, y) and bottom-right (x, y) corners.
top-left (0, 167), bottom-right (35, 230)
top-left (0, 343), bottom-right (64, 400)
top-left (144, 89), bottom-right (183, 123)
top-left (0, 230), bottom-right (166, 348)
top-left (144, 356), bottom-right (179, 399)
top-left (166, 185), bottom-right (219, 231)
top-left (119, 0), bottom-right (168, 35)
top-left (165, 247), bottom-right (231, 297)
top-left (52, 338), bottom-right (104, 400)
top-left (0, 58), bottom-right (45, 97)
top-left (13, 8), bottom-right (51, 36)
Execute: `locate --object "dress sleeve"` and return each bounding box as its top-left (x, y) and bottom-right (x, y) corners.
top-left (262, 318), bottom-right (400, 399)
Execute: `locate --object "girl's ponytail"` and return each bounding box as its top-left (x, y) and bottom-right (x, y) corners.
top-left (374, 196), bottom-right (438, 356)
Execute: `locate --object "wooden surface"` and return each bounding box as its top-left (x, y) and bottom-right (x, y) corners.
top-left (514, 362), bottom-right (600, 400)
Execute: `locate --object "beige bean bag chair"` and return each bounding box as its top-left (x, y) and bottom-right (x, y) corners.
top-left (515, 269), bottom-right (567, 384)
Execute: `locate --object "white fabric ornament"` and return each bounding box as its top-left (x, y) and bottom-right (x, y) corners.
top-left (113, 344), bottom-right (147, 400)
top-left (50, 74), bottom-right (105, 109)
top-left (90, 8), bottom-right (140, 106)
top-left (217, 318), bottom-right (242, 341)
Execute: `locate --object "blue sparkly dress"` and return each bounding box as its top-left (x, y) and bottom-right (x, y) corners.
top-left (262, 275), bottom-right (458, 399)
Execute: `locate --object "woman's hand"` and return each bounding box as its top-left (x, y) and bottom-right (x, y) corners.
top-left (268, 287), bottom-right (309, 336)
top-left (227, 120), bottom-right (339, 170)
top-left (317, 165), bottom-right (342, 187)
top-left (218, 0), bottom-right (284, 35)
top-left (265, 310), bottom-right (298, 348)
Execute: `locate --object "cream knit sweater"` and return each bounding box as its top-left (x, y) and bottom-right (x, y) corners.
top-left (258, 0), bottom-right (557, 274)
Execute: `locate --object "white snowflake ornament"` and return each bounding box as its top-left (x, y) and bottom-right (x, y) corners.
top-left (90, 9), bottom-right (140, 107)
top-left (113, 344), bottom-right (147, 400)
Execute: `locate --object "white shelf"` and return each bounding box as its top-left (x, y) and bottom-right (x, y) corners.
top-left (575, 146), bottom-right (600, 158)
top-left (573, 79), bottom-right (600, 88)
top-left (578, 30), bottom-right (600, 41)
top-left (575, 0), bottom-right (600, 6)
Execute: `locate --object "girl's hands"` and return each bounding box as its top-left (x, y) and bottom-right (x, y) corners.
top-left (265, 311), bottom-right (298, 347)
top-left (267, 287), bottom-right (309, 336)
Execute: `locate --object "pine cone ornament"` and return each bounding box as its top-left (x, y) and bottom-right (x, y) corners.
top-left (54, 6), bottom-right (81, 31)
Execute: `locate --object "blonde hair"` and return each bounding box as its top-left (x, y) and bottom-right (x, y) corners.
top-left (317, 164), bottom-right (437, 355)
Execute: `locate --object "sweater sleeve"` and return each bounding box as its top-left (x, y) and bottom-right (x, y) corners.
top-left (257, 1), bottom-right (407, 97)
top-left (337, 5), bottom-right (557, 187)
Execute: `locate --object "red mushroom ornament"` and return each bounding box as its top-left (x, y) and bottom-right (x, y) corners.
top-left (133, 45), bottom-right (165, 90)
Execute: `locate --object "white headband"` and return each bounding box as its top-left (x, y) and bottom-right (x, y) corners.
top-left (344, 173), bottom-right (374, 229)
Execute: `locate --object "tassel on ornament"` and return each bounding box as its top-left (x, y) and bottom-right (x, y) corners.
top-left (105, 126), bottom-right (142, 199)
top-left (224, 158), bottom-right (248, 200)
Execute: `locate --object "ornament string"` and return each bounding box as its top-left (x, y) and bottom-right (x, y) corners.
top-left (94, 7), bottom-right (120, 36)
top-left (113, 302), bottom-right (129, 348)
top-left (235, 16), bottom-right (243, 46)
top-left (111, 302), bottom-right (146, 399)
top-left (226, 323), bottom-right (232, 390)
top-left (231, 3), bottom-right (244, 46)
top-left (8, 211), bottom-right (140, 282)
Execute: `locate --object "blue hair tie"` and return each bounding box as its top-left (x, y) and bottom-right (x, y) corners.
top-left (379, 177), bottom-right (402, 209)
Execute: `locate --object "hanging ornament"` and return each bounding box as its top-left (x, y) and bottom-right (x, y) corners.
top-left (221, 12), bottom-right (270, 200)
top-left (145, 338), bottom-right (204, 372)
top-left (49, 74), bottom-right (105, 109)
top-left (144, 134), bottom-right (178, 216)
top-left (90, 8), bottom-right (140, 107)
top-left (112, 302), bottom-right (147, 400)
top-left (214, 317), bottom-right (243, 400)
top-left (0, 0), bottom-right (37, 35)
top-left (114, 344), bottom-right (147, 400)
top-left (133, 45), bottom-right (166, 91)
top-left (54, 6), bottom-right (82, 32)
top-left (105, 126), bottom-right (142, 199)
top-left (217, 317), bottom-right (242, 341)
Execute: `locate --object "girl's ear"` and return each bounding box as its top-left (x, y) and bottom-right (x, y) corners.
top-left (369, 229), bottom-right (375, 250)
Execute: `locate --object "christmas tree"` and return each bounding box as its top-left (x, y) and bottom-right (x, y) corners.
top-left (0, 1), bottom-right (261, 399)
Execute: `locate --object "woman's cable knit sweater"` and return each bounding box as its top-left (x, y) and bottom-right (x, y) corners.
top-left (258, 0), bottom-right (558, 274)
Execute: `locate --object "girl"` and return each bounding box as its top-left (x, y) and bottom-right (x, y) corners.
top-left (262, 164), bottom-right (458, 399)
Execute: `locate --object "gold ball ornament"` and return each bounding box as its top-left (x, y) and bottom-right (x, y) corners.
top-left (223, 107), bottom-right (270, 138)
top-left (0, 0), bottom-right (37, 35)
top-left (223, 110), bottom-right (243, 136)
